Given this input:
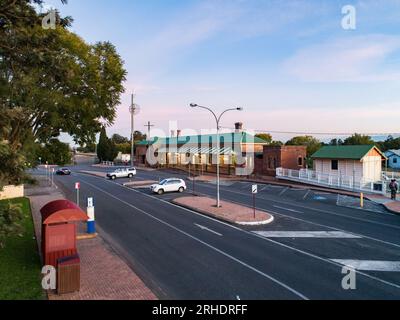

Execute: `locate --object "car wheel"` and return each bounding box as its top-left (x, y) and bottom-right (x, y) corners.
top-left (111, 175), bottom-right (116, 180)
top-left (178, 187), bottom-right (184, 193)
top-left (158, 189), bottom-right (164, 195)
top-left (128, 174), bottom-right (133, 178)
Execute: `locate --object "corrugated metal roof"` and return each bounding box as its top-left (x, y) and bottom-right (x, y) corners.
top-left (311, 145), bottom-right (386, 160)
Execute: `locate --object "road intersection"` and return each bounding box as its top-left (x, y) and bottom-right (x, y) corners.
top-left (35, 166), bottom-right (400, 300)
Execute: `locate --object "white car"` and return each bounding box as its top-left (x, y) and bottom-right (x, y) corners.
top-left (107, 167), bottom-right (137, 180)
top-left (150, 178), bottom-right (187, 195)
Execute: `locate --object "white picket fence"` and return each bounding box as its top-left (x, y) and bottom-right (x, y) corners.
top-left (276, 168), bottom-right (387, 194)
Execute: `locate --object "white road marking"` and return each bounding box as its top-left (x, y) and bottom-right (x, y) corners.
top-left (273, 205), bottom-right (303, 214)
top-left (73, 173), bottom-right (400, 291)
top-left (75, 177), bottom-right (309, 300)
top-left (303, 190), bottom-right (311, 200)
top-left (332, 260), bottom-right (400, 272)
top-left (254, 231), bottom-right (362, 239)
top-left (195, 224), bottom-right (223, 236)
top-left (260, 185), bottom-right (269, 192)
top-left (236, 295), bottom-right (241, 300)
top-left (199, 182), bottom-right (400, 231)
top-left (279, 187), bottom-right (289, 196)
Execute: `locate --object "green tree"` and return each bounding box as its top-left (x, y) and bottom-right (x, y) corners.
top-left (286, 136), bottom-right (322, 167)
top-left (0, 0), bottom-right (126, 184)
top-left (343, 134), bottom-right (375, 146)
top-left (111, 134), bottom-right (129, 144)
top-left (0, 0), bottom-right (126, 149)
top-left (97, 127), bottom-right (118, 161)
top-left (286, 136), bottom-right (322, 157)
top-left (97, 127), bottom-right (108, 162)
top-left (269, 140), bottom-right (284, 147)
top-left (329, 138), bottom-right (344, 146)
top-left (255, 133), bottom-right (273, 144)
top-left (38, 139), bottom-right (72, 166)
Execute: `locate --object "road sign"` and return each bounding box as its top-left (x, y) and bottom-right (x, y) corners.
top-left (252, 184), bottom-right (258, 194)
top-left (75, 182), bottom-right (80, 190)
top-left (87, 197), bottom-right (94, 208)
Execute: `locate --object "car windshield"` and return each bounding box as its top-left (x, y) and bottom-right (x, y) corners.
top-left (159, 179), bottom-right (169, 185)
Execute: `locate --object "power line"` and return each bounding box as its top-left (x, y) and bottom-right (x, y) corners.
top-left (220, 127), bottom-right (400, 137)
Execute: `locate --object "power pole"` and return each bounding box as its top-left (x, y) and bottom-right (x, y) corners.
top-left (144, 121), bottom-right (155, 166)
top-left (130, 93), bottom-right (136, 167)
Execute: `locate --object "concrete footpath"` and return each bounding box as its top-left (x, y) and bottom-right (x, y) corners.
top-left (26, 176), bottom-right (157, 300)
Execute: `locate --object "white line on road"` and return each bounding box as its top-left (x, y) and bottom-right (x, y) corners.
top-left (254, 231), bottom-right (362, 239)
top-left (273, 205), bottom-right (303, 214)
top-left (332, 260), bottom-right (400, 272)
top-left (195, 224), bottom-right (223, 236)
top-left (74, 173), bottom-right (400, 291)
top-left (303, 190), bottom-right (311, 200)
top-left (76, 177), bottom-right (309, 300)
top-left (260, 185), bottom-right (269, 192)
top-left (278, 187), bottom-right (289, 196)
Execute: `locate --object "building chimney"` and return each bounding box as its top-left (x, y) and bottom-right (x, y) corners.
top-left (177, 130), bottom-right (182, 138)
top-left (235, 122), bottom-right (243, 133)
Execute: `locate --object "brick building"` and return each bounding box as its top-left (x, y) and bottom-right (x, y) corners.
top-left (134, 123), bottom-right (268, 175)
top-left (255, 145), bottom-right (307, 176)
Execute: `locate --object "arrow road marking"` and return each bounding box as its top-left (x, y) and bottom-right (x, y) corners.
top-left (194, 224), bottom-right (223, 237)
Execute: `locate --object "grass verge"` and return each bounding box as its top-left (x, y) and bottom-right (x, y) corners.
top-left (0, 197), bottom-right (45, 300)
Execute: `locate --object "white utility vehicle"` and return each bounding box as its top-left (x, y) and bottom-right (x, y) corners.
top-left (150, 178), bottom-right (187, 195)
top-left (106, 167), bottom-right (137, 180)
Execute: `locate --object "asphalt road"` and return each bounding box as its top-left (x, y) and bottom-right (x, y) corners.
top-left (39, 166), bottom-right (400, 300)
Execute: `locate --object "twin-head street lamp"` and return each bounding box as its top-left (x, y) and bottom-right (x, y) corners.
top-left (190, 103), bottom-right (243, 208)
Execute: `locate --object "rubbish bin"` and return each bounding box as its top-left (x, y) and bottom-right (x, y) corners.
top-left (57, 254), bottom-right (80, 295)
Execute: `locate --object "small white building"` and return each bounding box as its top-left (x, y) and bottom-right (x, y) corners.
top-left (385, 150), bottom-right (400, 170)
top-left (312, 145), bottom-right (386, 182)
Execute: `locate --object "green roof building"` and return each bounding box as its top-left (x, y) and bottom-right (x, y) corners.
top-left (311, 145), bottom-right (386, 182)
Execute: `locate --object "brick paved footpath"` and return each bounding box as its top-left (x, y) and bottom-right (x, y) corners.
top-left (173, 196), bottom-right (274, 225)
top-left (26, 177), bottom-right (157, 300)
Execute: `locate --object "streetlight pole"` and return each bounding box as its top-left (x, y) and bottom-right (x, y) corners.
top-left (129, 93), bottom-right (139, 167)
top-left (190, 104), bottom-right (243, 208)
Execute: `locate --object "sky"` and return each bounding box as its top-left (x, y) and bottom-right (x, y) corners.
top-left (41, 0), bottom-right (400, 143)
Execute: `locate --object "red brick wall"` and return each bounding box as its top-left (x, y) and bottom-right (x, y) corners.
top-left (253, 145), bottom-right (307, 176)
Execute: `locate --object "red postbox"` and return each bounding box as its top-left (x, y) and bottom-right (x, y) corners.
top-left (40, 200), bottom-right (88, 267)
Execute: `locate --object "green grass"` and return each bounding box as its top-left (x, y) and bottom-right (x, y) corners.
top-left (0, 198), bottom-right (45, 300)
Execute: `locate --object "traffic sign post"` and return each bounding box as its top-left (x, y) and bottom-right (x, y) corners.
top-left (51, 168), bottom-right (55, 187)
top-left (87, 197), bottom-right (96, 234)
top-left (252, 185), bottom-right (258, 219)
top-left (75, 182), bottom-right (80, 207)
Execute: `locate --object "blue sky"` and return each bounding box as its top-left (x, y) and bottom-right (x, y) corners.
top-left (42, 0), bottom-right (400, 142)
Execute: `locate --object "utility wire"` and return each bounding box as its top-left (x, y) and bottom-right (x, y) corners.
top-left (220, 127), bottom-right (400, 137)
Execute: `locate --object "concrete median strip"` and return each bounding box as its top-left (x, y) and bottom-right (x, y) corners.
top-left (172, 196), bottom-right (274, 226)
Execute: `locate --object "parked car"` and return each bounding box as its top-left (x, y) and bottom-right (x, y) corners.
top-left (150, 178), bottom-right (186, 195)
top-left (56, 168), bottom-right (72, 176)
top-left (106, 167), bottom-right (137, 180)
